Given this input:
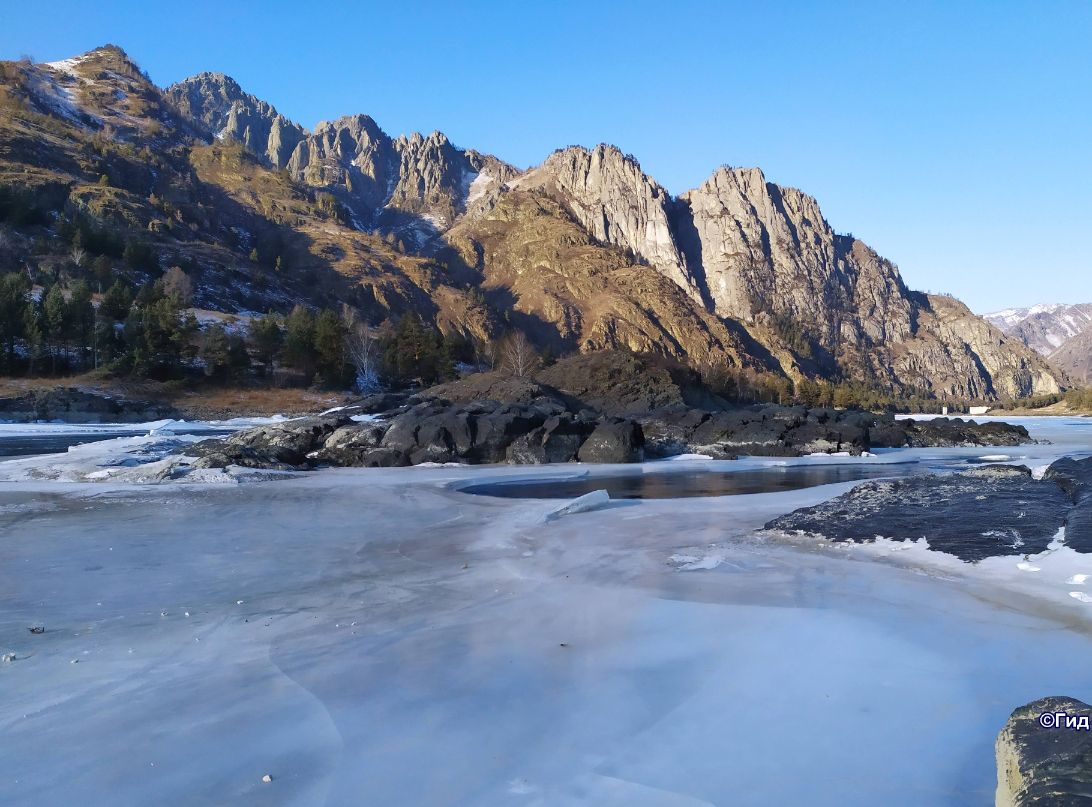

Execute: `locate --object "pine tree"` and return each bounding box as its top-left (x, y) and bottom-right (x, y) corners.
top-left (100, 281), bottom-right (133, 321)
top-left (0, 272), bottom-right (28, 370)
top-left (67, 281), bottom-right (94, 368)
top-left (200, 324), bottom-right (231, 378)
top-left (92, 255), bottom-right (113, 291)
top-left (282, 305), bottom-right (317, 376)
top-left (249, 313), bottom-right (283, 376)
top-left (313, 309), bottom-right (347, 386)
top-left (42, 285), bottom-right (67, 372)
top-left (22, 304), bottom-right (44, 375)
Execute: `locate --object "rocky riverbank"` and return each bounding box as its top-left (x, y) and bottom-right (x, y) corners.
top-left (0, 387), bottom-right (180, 423)
top-left (185, 381), bottom-right (1036, 471)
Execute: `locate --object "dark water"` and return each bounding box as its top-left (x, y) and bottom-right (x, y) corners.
top-left (0, 428), bottom-right (236, 458)
top-left (460, 462), bottom-right (926, 500)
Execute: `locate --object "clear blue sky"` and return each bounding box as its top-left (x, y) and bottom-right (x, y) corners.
top-left (2, 0), bottom-right (1090, 312)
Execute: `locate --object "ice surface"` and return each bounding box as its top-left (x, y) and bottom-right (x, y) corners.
top-left (1, 416), bottom-right (1092, 804)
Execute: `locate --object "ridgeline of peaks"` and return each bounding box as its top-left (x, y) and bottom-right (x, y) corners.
top-left (0, 45), bottom-right (1067, 399)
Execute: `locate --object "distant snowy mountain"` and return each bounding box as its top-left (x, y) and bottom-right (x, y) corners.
top-left (1048, 328), bottom-right (1092, 383)
top-left (984, 303), bottom-right (1092, 356)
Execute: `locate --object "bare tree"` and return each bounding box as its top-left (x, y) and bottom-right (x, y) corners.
top-left (69, 246), bottom-right (87, 268)
top-left (343, 308), bottom-right (383, 392)
top-left (501, 331), bottom-right (538, 378)
top-left (158, 265), bottom-right (194, 305)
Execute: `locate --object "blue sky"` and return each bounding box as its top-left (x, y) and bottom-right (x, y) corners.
top-left (2, 0), bottom-right (1090, 312)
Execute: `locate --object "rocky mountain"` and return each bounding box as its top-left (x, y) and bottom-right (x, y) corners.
top-left (1045, 328), bottom-right (1092, 383)
top-left (983, 302), bottom-right (1092, 385)
top-left (168, 73), bottom-right (519, 245)
top-left (0, 45), bottom-right (1069, 400)
top-left (165, 72), bottom-right (306, 169)
top-left (984, 302), bottom-right (1092, 355)
top-left (494, 146), bottom-right (1060, 399)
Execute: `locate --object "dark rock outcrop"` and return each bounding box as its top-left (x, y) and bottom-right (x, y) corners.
top-left (186, 396), bottom-right (1037, 472)
top-left (506, 415), bottom-right (594, 464)
top-left (375, 399), bottom-right (612, 466)
top-left (638, 406), bottom-right (1032, 460)
top-left (900, 417), bottom-right (1033, 448)
top-left (186, 396), bottom-right (650, 469)
top-left (996, 696), bottom-right (1092, 806)
top-left (0, 388), bottom-right (179, 423)
top-left (765, 460), bottom-right (1092, 562)
top-left (576, 419), bottom-right (645, 463)
top-left (189, 414), bottom-right (351, 470)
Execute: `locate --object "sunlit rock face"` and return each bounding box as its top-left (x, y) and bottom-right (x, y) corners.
top-left (0, 47), bottom-right (1066, 399)
top-left (519, 145), bottom-right (704, 303)
top-left (166, 72), bottom-right (305, 168)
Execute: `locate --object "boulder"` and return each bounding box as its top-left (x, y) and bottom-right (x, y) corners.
top-left (637, 408), bottom-right (712, 458)
top-left (506, 415), bottom-right (593, 464)
top-left (190, 414), bottom-right (350, 469)
top-left (577, 418), bottom-right (645, 463)
top-left (311, 422), bottom-right (388, 465)
top-left (996, 695), bottom-right (1092, 806)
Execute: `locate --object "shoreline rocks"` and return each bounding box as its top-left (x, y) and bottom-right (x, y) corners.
top-left (186, 392), bottom-right (1037, 473)
top-left (0, 388), bottom-right (179, 423)
top-left (181, 355), bottom-right (1040, 472)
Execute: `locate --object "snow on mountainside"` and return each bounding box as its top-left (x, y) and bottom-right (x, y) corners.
top-left (984, 303), bottom-right (1092, 356)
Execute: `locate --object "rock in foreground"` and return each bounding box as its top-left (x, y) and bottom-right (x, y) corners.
top-left (996, 696), bottom-right (1092, 806)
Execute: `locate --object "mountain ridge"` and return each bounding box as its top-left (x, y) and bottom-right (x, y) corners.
top-left (0, 45), bottom-right (1067, 401)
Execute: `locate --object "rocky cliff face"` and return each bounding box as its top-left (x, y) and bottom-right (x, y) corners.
top-left (901, 295), bottom-right (1067, 399)
top-left (517, 145), bottom-right (703, 302)
top-left (285, 113), bottom-right (397, 214)
top-left (677, 167), bottom-right (916, 345)
top-left (494, 152), bottom-right (1062, 397)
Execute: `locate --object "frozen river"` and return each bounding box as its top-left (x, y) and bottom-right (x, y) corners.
top-left (2, 416), bottom-right (1092, 805)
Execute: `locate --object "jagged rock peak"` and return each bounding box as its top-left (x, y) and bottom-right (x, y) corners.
top-left (166, 72), bottom-right (305, 168)
top-left (521, 144), bottom-right (703, 302)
